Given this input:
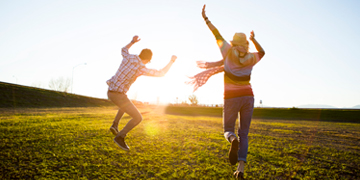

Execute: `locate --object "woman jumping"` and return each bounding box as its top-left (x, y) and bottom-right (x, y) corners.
top-left (188, 5), bottom-right (265, 179)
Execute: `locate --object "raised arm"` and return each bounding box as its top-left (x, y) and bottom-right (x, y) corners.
top-left (202, 5), bottom-right (217, 32)
top-left (249, 31), bottom-right (265, 58)
top-left (122, 36), bottom-right (141, 60)
top-left (139, 55), bottom-right (177, 77)
top-left (125, 36), bottom-right (140, 49)
top-left (202, 5), bottom-right (231, 58)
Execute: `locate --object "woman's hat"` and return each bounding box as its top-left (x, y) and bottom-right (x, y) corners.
top-left (230, 33), bottom-right (248, 46)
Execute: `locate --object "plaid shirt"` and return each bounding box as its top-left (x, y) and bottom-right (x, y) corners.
top-left (107, 47), bottom-right (168, 93)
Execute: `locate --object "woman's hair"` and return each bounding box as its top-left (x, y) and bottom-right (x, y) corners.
top-left (230, 32), bottom-right (249, 53)
top-left (229, 42), bottom-right (249, 59)
top-left (139, 49), bottom-right (153, 61)
top-left (231, 41), bottom-right (249, 53)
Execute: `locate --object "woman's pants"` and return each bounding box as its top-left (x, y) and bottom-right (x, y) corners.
top-left (223, 96), bottom-right (254, 162)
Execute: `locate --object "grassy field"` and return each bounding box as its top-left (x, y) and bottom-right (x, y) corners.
top-left (1, 106), bottom-right (359, 179)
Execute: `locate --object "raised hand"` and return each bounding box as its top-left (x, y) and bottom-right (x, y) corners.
top-left (171, 55), bottom-right (177, 62)
top-left (132, 35), bottom-right (141, 43)
top-left (202, 5), bottom-right (207, 19)
top-left (249, 31), bottom-right (255, 41)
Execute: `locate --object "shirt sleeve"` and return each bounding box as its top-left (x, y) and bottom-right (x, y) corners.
top-left (252, 52), bottom-right (265, 64)
top-left (121, 47), bottom-right (139, 63)
top-left (137, 67), bottom-right (166, 77)
top-left (211, 29), bottom-right (232, 59)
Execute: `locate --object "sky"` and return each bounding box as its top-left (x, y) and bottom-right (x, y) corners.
top-left (1, 0), bottom-right (360, 108)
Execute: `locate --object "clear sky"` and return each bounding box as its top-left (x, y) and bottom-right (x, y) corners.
top-left (1, 0), bottom-right (360, 108)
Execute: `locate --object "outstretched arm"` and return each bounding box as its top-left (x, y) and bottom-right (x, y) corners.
top-left (202, 5), bottom-right (231, 58)
top-left (139, 55), bottom-right (177, 77)
top-left (202, 5), bottom-right (217, 32)
top-left (249, 31), bottom-right (265, 58)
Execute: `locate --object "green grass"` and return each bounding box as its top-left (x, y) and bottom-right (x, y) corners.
top-left (1, 106), bottom-right (360, 179)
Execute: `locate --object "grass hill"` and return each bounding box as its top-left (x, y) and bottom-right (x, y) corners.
top-left (1, 81), bottom-right (359, 122)
top-left (0, 81), bottom-right (113, 108)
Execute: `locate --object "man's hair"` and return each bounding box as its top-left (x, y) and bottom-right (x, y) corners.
top-left (139, 49), bottom-right (153, 61)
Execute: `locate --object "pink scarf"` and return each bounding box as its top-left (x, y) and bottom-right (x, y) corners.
top-left (186, 64), bottom-right (224, 92)
top-left (187, 46), bottom-right (249, 92)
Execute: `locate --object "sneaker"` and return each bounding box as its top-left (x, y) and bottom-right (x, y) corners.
top-left (233, 171), bottom-right (244, 179)
top-left (110, 126), bottom-right (119, 136)
top-left (114, 136), bottom-right (130, 151)
top-left (229, 138), bottom-right (239, 165)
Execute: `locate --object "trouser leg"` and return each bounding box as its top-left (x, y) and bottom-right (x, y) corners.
top-left (117, 101), bottom-right (142, 138)
top-left (223, 98), bottom-right (240, 142)
top-left (237, 96), bottom-right (254, 162)
top-left (107, 91), bottom-right (143, 138)
top-left (112, 109), bottom-right (125, 128)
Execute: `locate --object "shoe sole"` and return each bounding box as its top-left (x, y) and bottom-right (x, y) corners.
top-left (229, 139), bottom-right (239, 165)
top-left (110, 127), bottom-right (118, 136)
top-left (113, 138), bottom-right (129, 151)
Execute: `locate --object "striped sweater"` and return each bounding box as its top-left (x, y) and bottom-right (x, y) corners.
top-left (211, 29), bottom-right (265, 99)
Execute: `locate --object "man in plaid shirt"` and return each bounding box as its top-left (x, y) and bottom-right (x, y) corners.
top-left (107, 35), bottom-right (177, 151)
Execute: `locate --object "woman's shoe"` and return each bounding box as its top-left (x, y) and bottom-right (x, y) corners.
top-left (229, 138), bottom-right (239, 165)
top-left (233, 170), bottom-right (244, 179)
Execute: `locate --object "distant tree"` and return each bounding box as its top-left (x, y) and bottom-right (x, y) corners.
top-left (188, 94), bottom-right (199, 106)
top-left (49, 77), bottom-right (71, 93)
top-left (180, 100), bottom-right (188, 106)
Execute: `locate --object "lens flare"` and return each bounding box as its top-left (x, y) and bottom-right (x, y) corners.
top-left (216, 40), bottom-right (223, 47)
top-left (143, 106), bottom-right (169, 136)
top-left (144, 122), bottom-right (160, 136)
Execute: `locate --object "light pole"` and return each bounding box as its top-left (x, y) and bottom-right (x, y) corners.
top-left (71, 63), bottom-right (87, 94)
top-left (12, 75), bottom-right (18, 84)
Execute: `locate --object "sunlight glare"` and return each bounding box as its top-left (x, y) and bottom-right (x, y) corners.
top-left (144, 118), bottom-right (169, 136)
top-left (216, 40), bottom-right (223, 48)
